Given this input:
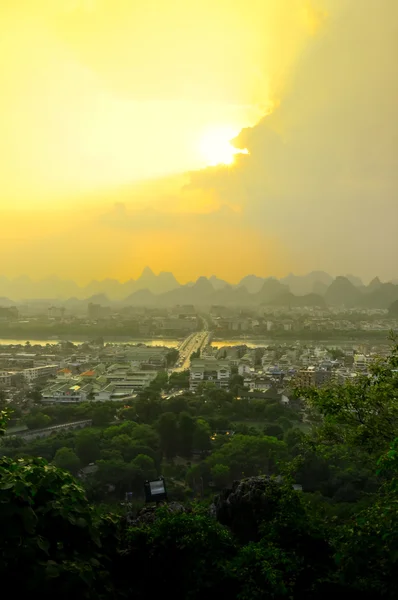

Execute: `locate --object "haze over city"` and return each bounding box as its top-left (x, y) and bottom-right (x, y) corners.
top-left (1, 0), bottom-right (397, 284)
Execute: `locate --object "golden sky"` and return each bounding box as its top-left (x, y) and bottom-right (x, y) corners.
top-left (1, 0), bottom-right (397, 284)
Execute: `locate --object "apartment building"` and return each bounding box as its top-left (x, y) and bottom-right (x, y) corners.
top-left (295, 368), bottom-right (333, 388)
top-left (23, 364), bottom-right (59, 382)
top-left (189, 358), bottom-right (231, 391)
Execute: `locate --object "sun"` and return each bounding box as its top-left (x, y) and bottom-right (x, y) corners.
top-left (198, 126), bottom-right (249, 167)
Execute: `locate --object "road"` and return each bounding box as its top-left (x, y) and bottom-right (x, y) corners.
top-left (172, 331), bottom-right (209, 372)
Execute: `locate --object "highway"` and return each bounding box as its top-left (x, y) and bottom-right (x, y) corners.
top-left (172, 331), bottom-right (209, 372)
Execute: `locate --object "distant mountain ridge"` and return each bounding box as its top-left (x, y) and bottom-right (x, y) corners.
top-left (0, 270), bottom-right (398, 310)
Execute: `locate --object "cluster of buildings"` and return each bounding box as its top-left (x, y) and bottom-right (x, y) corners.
top-left (0, 325), bottom-right (392, 408)
top-left (209, 306), bottom-right (398, 336)
top-left (41, 366), bottom-right (159, 404)
top-left (188, 341), bottom-right (391, 395)
top-left (0, 342), bottom-right (174, 404)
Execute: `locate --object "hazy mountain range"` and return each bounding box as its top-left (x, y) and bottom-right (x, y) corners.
top-left (1, 268), bottom-right (398, 310)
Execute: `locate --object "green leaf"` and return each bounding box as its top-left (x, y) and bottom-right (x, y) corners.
top-left (37, 538), bottom-right (50, 554)
top-left (21, 507), bottom-right (38, 534)
top-left (76, 517), bottom-right (87, 528)
top-left (0, 482), bottom-right (13, 490)
top-left (46, 561), bottom-right (60, 578)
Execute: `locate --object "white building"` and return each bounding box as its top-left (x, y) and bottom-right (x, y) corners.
top-left (23, 364), bottom-right (59, 382)
top-left (41, 382), bottom-right (92, 403)
top-left (189, 358), bottom-right (231, 391)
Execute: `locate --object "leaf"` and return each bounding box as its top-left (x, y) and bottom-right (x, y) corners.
top-left (76, 517), bottom-right (87, 528)
top-left (21, 507), bottom-right (38, 534)
top-left (46, 562), bottom-right (60, 578)
top-left (38, 538), bottom-right (50, 554)
top-left (0, 482), bottom-right (13, 490)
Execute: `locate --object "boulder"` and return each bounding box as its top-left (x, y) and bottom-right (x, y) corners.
top-left (212, 476), bottom-right (287, 543)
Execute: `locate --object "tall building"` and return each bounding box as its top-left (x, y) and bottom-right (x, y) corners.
top-left (295, 368), bottom-right (333, 388)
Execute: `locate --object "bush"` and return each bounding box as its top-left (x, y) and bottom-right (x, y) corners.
top-left (0, 456), bottom-right (115, 599)
top-left (126, 510), bottom-right (236, 599)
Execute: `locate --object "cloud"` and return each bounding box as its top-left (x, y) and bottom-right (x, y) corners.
top-left (185, 0), bottom-right (398, 280)
top-left (1, 0), bottom-right (396, 283)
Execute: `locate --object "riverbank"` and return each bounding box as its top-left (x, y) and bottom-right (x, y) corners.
top-left (0, 337), bottom-right (181, 347)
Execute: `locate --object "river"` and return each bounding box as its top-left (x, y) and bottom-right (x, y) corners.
top-left (0, 336), bottom-right (383, 349)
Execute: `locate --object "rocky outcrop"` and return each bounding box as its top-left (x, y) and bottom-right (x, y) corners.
top-left (212, 476), bottom-right (288, 543)
top-left (127, 501), bottom-right (188, 526)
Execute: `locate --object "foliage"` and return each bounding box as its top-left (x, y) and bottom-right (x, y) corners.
top-left (0, 457), bottom-right (115, 599)
top-left (0, 407), bottom-right (11, 436)
top-left (53, 447), bottom-right (81, 475)
top-left (227, 542), bottom-right (297, 599)
top-left (25, 412), bottom-right (52, 430)
top-left (333, 438), bottom-right (398, 598)
top-left (206, 434), bottom-right (287, 482)
top-left (3, 342), bottom-right (398, 598)
top-left (91, 404), bottom-right (115, 426)
top-left (300, 342), bottom-right (398, 455)
top-left (75, 429), bottom-right (102, 464)
top-left (126, 510), bottom-right (236, 599)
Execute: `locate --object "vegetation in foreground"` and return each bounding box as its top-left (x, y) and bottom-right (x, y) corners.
top-left (1, 342), bottom-right (398, 598)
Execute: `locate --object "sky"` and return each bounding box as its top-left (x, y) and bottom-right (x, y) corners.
top-left (0, 0), bottom-right (397, 284)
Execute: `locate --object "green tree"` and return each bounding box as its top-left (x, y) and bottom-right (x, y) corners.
top-left (156, 412), bottom-right (178, 459)
top-left (263, 423), bottom-right (284, 440)
top-left (95, 458), bottom-right (134, 494)
top-left (166, 348), bottom-right (179, 367)
top-left (334, 438), bottom-right (398, 597)
top-left (162, 394), bottom-right (190, 414)
top-left (118, 406), bottom-right (138, 421)
top-left (91, 404), bottom-right (115, 426)
top-left (227, 542), bottom-right (297, 599)
top-left (103, 419), bottom-right (138, 439)
top-left (263, 402), bottom-right (287, 422)
top-left (53, 447), bottom-right (81, 475)
top-left (75, 430), bottom-right (101, 464)
top-left (125, 511), bottom-right (236, 599)
top-left (25, 412), bottom-right (52, 430)
top-left (229, 374), bottom-right (244, 395)
top-left (0, 407), bottom-right (11, 435)
top-left (147, 371), bottom-right (168, 392)
top-left (300, 341), bottom-right (398, 455)
top-left (110, 434), bottom-right (142, 462)
top-left (206, 434), bottom-right (287, 480)
top-left (130, 423), bottom-right (160, 452)
top-left (0, 456), bottom-right (114, 598)
top-left (133, 394), bottom-right (162, 423)
top-left (211, 464), bottom-right (231, 488)
top-left (192, 418), bottom-right (211, 453)
top-left (168, 370), bottom-right (190, 389)
top-left (178, 412), bottom-right (196, 458)
top-left (131, 454), bottom-right (157, 492)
